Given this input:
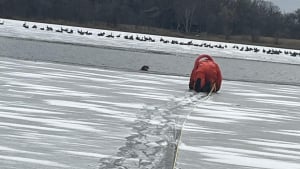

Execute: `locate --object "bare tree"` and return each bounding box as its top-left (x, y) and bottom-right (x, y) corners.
top-left (173, 0), bottom-right (199, 33)
top-left (219, 0), bottom-right (236, 40)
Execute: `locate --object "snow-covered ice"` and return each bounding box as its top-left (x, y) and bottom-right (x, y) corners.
top-left (0, 57), bottom-right (299, 169)
top-left (176, 81), bottom-right (300, 169)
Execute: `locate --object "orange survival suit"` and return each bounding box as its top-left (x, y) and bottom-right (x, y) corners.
top-left (189, 54), bottom-right (222, 92)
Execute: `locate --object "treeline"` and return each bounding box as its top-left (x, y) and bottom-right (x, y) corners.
top-left (0, 0), bottom-right (300, 41)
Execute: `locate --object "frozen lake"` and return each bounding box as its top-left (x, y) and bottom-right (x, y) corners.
top-left (176, 82), bottom-right (300, 169)
top-left (1, 57), bottom-right (300, 169)
top-left (0, 57), bottom-right (188, 169)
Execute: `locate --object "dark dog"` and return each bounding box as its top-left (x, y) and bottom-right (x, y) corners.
top-left (140, 65), bottom-right (149, 71)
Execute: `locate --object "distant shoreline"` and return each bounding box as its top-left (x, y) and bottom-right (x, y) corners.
top-left (3, 17), bottom-right (300, 51)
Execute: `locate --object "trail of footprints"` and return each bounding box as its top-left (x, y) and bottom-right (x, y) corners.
top-left (98, 93), bottom-right (203, 169)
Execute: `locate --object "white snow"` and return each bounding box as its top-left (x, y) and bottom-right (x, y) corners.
top-left (0, 155), bottom-right (69, 168)
top-left (61, 151), bottom-right (110, 158)
top-left (180, 143), bottom-right (300, 169)
top-left (250, 98), bottom-right (300, 107)
top-left (270, 130), bottom-right (300, 137)
top-left (238, 139), bottom-right (300, 149)
top-left (0, 146), bottom-right (44, 155)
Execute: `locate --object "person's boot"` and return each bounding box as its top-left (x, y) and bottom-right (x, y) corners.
top-left (203, 81), bottom-right (211, 93)
top-left (194, 79), bottom-right (202, 93)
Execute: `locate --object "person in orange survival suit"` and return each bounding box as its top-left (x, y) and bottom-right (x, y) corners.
top-left (189, 54), bottom-right (222, 93)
